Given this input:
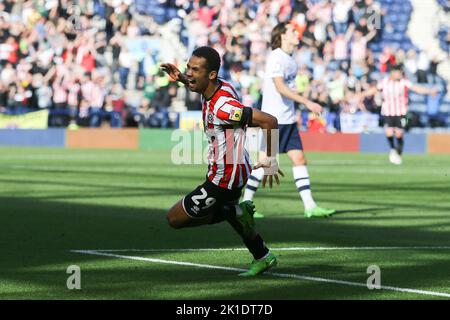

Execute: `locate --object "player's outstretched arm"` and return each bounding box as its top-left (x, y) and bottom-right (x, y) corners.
top-left (357, 87), bottom-right (379, 100)
top-left (160, 63), bottom-right (189, 86)
top-left (250, 108), bottom-right (284, 188)
top-left (273, 77), bottom-right (323, 115)
top-left (409, 84), bottom-right (438, 96)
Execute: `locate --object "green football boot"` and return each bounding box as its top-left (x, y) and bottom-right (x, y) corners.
top-left (304, 206), bottom-right (336, 218)
top-left (238, 252), bottom-right (278, 277)
top-left (253, 211), bottom-right (265, 219)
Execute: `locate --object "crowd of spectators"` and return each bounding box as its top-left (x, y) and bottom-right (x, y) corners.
top-left (0, 0), bottom-right (176, 128)
top-left (0, 0), bottom-right (448, 131)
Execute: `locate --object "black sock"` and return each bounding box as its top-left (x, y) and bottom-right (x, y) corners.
top-left (396, 137), bottom-right (404, 155)
top-left (209, 204), bottom-right (236, 225)
top-left (243, 234), bottom-right (269, 260)
top-left (387, 136), bottom-right (395, 149)
top-left (226, 217), bottom-right (269, 260)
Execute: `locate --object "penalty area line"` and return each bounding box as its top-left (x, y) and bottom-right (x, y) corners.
top-left (70, 249), bottom-right (450, 298)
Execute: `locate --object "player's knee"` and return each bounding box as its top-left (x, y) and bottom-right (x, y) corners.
top-left (293, 156), bottom-right (307, 166)
top-left (289, 150), bottom-right (307, 166)
top-left (166, 213), bottom-right (182, 229)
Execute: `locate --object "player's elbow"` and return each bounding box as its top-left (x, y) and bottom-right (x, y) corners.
top-left (260, 114), bottom-right (277, 130)
top-left (267, 114), bottom-right (278, 129)
top-left (275, 83), bottom-right (292, 99)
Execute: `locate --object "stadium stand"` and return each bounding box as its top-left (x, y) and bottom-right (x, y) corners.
top-left (0, 0), bottom-right (448, 131)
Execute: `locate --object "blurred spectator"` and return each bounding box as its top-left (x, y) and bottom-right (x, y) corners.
top-left (150, 84), bottom-right (176, 128)
top-left (333, 0), bottom-right (354, 35)
top-left (380, 47), bottom-right (396, 73)
top-left (106, 83), bottom-right (127, 128)
top-left (351, 29), bottom-right (376, 64)
top-left (417, 51), bottom-right (430, 83)
top-left (0, 0), bottom-right (446, 131)
top-left (118, 47), bottom-right (133, 89)
top-left (404, 49), bottom-right (418, 78)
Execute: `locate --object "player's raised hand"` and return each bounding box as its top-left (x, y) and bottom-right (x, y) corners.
top-left (161, 63), bottom-right (184, 83)
top-left (253, 156), bottom-right (284, 189)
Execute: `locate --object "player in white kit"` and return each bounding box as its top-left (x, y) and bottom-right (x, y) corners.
top-left (243, 22), bottom-right (336, 218)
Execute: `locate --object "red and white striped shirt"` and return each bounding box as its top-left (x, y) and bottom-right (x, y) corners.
top-left (202, 79), bottom-right (252, 190)
top-left (67, 83), bottom-right (80, 107)
top-left (334, 37), bottom-right (348, 60)
top-left (52, 81), bottom-right (67, 104)
top-left (90, 84), bottom-right (105, 108)
top-left (378, 77), bottom-right (412, 116)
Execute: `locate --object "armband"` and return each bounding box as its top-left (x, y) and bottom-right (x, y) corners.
top-left (240, 107), bottom-right (253, 127)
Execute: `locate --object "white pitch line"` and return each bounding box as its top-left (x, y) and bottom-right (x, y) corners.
top-left (71, 249), bottom-right (450, 298)
top-left (71, 250), bottom-right (246, 273)
top-left (76, 246), bottom-right (450, 253)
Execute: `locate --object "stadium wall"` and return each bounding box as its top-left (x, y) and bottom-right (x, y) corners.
top-left (0, 129), bottom-right (449, 154)
top-left (139, 129), bottom-right (180, 150)
top-left (0, 129), bottom-right (66, 148)
top-left (360, 133), bottom-right (427, 154)
top-left (302, 133), bottom-right (360, 153)
top-left (66, 129), bottom-right (139, 149)
top-left (427, 134), bottom-right (450, 154)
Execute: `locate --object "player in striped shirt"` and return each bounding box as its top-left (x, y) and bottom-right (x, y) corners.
top-left (161, 46), bottom-right (283, 276)
top-left (359, 65), bottom-right (437, 164)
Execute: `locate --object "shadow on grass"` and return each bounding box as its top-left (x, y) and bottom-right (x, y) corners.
top-left (1, 252), bottom-right (449, 300)
top-left (1, 195), bottom-right (449, 299)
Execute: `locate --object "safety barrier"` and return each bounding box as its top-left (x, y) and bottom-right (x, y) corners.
top-left (0, 129), bottom-right (449, 154)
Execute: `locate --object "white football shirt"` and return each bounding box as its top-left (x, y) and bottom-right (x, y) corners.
top-left (261, 48), bottom-right (298, 125)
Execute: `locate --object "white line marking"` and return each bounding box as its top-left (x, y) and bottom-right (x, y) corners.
top-left (70, 249), bottom-right (450, 298)
top-left (71, 250), bottom-right (245, 273)
top-left (74, 246), bottom-right (450, 253)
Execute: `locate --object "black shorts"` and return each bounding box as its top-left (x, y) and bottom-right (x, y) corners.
top-left (384, 116), bottom-right (407, 129)
top-left (182, 179), bottom-right (243, 218)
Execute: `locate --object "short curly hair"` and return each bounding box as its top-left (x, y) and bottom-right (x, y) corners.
top-left (192, 46), bottom-right (221, 76)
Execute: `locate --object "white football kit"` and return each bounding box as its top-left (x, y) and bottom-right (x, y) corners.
top-left (261, 48), bottom-right (298, 125)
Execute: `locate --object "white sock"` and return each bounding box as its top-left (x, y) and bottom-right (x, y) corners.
top-left (243, 168), bottom-right (264, 201)
top-left (292, 166), bottom-right (317, 211)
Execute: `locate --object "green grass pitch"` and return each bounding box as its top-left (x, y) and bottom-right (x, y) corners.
top-left (1, 147), bottom-right (449, 299)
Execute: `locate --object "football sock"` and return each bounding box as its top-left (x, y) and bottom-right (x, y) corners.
top-left (243, 234), bottom-right (269, 260)
top-left (387, 136), bottom-right (395, 149)
top-left (243, 168), bottom-right (264, 201)
top-left (293, 166), bottom-right (317, 211)
top-left (396, 137), bottom-right (404, 155)
top-left (226, 216), bottom-right (268, 260)
top-left (257, 251), bottom-right (271, 261)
